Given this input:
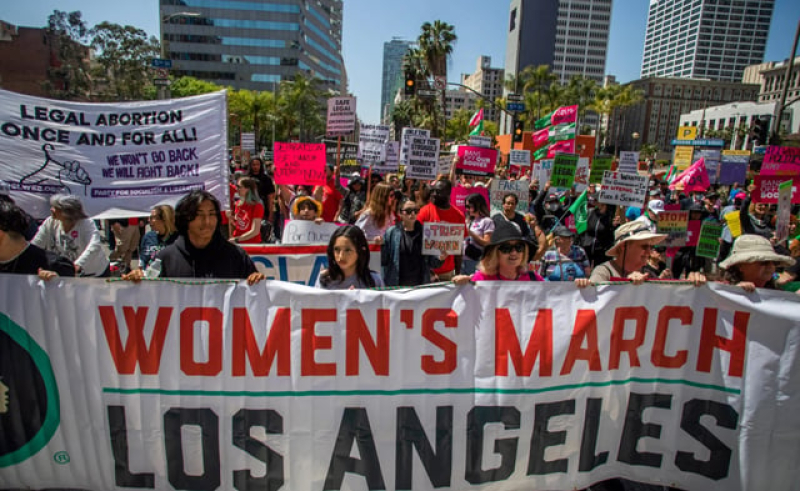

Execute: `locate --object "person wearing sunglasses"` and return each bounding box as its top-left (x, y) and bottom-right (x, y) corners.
top-left (381, 197), bottom-right (443, 287)
top-left (642, 244), bottom-right (672, 279)
top-left (453, 219), bottom-right (543, 284)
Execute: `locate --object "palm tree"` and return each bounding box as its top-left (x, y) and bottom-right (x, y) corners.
top-left (391, 100), bottom-right (415, 138)
top-left (593, 84), bottom-right (622, 151)
top-left (278, 73), bottom-right (324, 142)
top-left (565, 76), bottom-right (598, 133)
top-left (418, 21), bottom-right (456, 80)
top-left (505, 64), bottom-right (557, 120)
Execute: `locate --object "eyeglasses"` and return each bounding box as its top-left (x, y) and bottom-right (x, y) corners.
top-left (654, 247), bottom-right (666, 253)
top-left (401, 208), bottom-right (418, 215)
top-left (497, 242), bottom-right (525, 254)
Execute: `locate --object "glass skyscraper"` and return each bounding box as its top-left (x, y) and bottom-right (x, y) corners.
top-left (160, 0), bottom-right (345, 92)
top-left (380, 38), bottom-right (413, 123)
top-left (641, 0), bottom-right (774, 82)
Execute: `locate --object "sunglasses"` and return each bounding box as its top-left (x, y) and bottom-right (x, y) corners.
top-left (401, 208), bottom-right (418, 215)
top-left (497, 242), bottom-right (525, 254)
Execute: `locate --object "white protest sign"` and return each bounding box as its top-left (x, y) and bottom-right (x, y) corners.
top-left (423, 221), bottom-right (464, 255)
top-left (0, 89), bottom-right (228, 219)
top-left (399, 127), bottom-right (430, 166)
top-left (574, 157), bottom-right (590, 193)
top-left (618, 151), bottom-right (640, 175)
top-left (438, 153), bottom-right (453, 176)
top-left (509, 149), bottom-right (532, 168)
top-left (280, 220), bottom-right (341, 245)
top-left (489, 179), bottom-right (529, 215)
top-left (326, 96), bottom-right (356, 136)
top-left (468, 135), bottom-right (492, 148)
top-left (373, 141), bottom-right (400, 174)
top-left (357, 124), bottom-right (390, 163)
top-left (599, 170), bottom-right (649, 206)
top-left (240, 132), bottom-right (255, 151)
top-left (404, 137), bottom-right (440, 180)
top-left (538, 159), bottom-right (553, 184)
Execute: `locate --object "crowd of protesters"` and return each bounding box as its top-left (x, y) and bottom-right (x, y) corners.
top-left (1, 152), bottom-right (799, 297)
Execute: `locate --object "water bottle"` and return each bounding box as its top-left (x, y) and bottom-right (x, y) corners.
top-left (145, 258), bottom-right (162, 279)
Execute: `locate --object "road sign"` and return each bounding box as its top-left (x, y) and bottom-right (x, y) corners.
top-left (433, 76), bottom-right (446, 90)
top-left (151, 58), bottom-right (173, 69)
top-left (507, 93), bottom-right (523, 102)
top-left (670, 138), bottom-right (725, 147)
top-left (417, 89), bottom-right (438, 97)
top-left (153, 79), bottom-right (170, 86)
top-left (506, 102), bottom-right (525, 112)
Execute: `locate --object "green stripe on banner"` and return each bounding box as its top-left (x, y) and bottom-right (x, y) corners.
top-left (104, 377), bottom-right (740, 397)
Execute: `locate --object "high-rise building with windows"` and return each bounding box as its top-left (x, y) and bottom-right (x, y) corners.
top-left (381, 38), bottom-right (413, 123)
top-left (461, 56), bottom-right (505, 124)
top-left (160, 0), bottom-right (345, 93)
top-left (641, 0), bottom-right (774, 82)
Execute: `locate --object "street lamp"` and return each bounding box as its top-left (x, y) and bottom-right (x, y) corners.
top-left (631, 131), bottom-right (640, 151)
top-left (159, 11), bottom-right (201, 99)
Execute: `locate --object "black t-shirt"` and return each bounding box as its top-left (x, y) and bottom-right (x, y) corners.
top-left (0, 244), bottom-right (75, 277)
top-left (784, 258), bottom-right (800, 280)
top-left (642, 260), bottom-right (666, 278)
top-left (398, 227), bottom-right (424, 286)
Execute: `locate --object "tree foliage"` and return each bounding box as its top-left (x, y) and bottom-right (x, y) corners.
top-left (90, 22), bottom-right (160, 101)
top-left (44, 10), bottom-right (92, 100)
top-left (170, 76), bottom-right (222, 98)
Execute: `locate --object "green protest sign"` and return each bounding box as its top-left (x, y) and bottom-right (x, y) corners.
top-left (696, 222), bottom-right (722, 258)
top-left (589, 156), bottom-right (613, 184)
top-left (551, 153), bottom-right (579, 188)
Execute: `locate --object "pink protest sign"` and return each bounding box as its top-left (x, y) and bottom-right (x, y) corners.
top-left (457, 146), bottom-right (497, 177)
top-left (546, 139), bottom-right (575, 158)
top-left (752, 175), bottom-right (800, 204)
top-left (551, 105), bottom-right (578, 126)
top-left (274, 142), bottom-right (326, 186)
top-left (763, 146), bottom-right (800, 174)
top-left (532, 128), bottom-right (549, 148)
top-left (451, 185), bottom-right (489, 215)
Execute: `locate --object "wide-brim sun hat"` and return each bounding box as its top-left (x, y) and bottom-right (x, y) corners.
top-left (482, 219), bottom-right (536, 262)
top-left (719, 234), bottom-right (795, 269)
top-left (606, 220), bottom-right (667, 257)
top-left (291, 196), bottom-right (323, 217)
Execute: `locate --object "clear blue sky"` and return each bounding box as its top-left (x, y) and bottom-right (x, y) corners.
top-left (6, 0), bottom-right (799, 124)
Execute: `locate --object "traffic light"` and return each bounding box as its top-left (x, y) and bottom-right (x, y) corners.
top-left (513, 120), bottom-right (524, 142)
top-left (404, 73), bottom-right (415, 96)
top-left (749, 116), bottom-right (769, 145)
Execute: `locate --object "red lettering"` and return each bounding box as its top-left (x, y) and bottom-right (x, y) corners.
top-left (494, 308), bottom-right (553, 376)
top-left (561, 310), bottom-right (602, 375)
top-left (345, 309), bottom-right (390, 376)
top-left (180, 307), bottom-right (223, 376)
top-left (697, 308), bottom-right (749, 377)
top-left (99, 306), bottom-right (172, 375)
top-left (232, 307), bottom-right (291, 376)
top-left (421, 309), bottom-right (458, 374)
top-left (301, 309), bottom-right (337, 376)
top-left (652, 307), bottom-right (692, 368)
top-left (609, 307), bottom-right (648, 370)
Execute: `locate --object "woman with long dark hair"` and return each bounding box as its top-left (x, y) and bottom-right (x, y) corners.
top-left (382, 197), bottom-right (443, 286)
top-left (463, 193), bottom-right (494, 275)
top-left (316, 225), bottom-right (383, 289)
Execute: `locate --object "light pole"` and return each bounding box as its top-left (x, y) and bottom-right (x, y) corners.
top-left (159, 11), bottom-right (200, 99)
top-left (631, 131), bottom-right (640, 151)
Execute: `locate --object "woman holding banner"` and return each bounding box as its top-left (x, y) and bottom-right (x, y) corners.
top-left (316, 225), bottom-right (383, 289)
top-left (720, 234), bottom-right (794, 292)
top-left (452, 220), bottom-right (543, 284)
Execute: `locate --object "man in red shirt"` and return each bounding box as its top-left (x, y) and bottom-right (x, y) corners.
top-left (417, 179), bottom-right (465, 281)
top-left (314, 164), bottom-right (345, 222)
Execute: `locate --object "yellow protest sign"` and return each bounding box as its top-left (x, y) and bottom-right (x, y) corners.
top-left (674, 146), bottom-right (694, 170)
top-left (724, 210), bottom-right (741, 238)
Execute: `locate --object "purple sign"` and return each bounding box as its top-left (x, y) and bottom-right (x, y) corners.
top-left (718, 162), bottom-right (747, 186)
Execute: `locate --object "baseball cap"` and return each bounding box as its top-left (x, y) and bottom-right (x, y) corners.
top-left (648, 199), bottom-right (665, 214)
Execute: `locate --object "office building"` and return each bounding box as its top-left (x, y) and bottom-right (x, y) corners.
top-left (381, 38), bottom-right (414, 123)
top-left (607, 77), bottom-right (759, 151)
top-left (160, 0), bottom-right (345, 93)
top-left (679, 100), bottom-right (798, 149)
top-left (641, 0), bottom-right (774, 82)
top-left (461, 55), bottom-right (505, 124)
top-left (747, 57), bottom-right (800, 103)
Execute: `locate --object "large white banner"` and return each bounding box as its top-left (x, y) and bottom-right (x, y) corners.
top-left (0, 89), bottom-right (228, 219)
top-left (1, 279), bottom-right (800, 490)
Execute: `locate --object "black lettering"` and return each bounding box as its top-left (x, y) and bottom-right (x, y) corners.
top-left (323, 407), bottom-right (385, 490)
top-left (107, 405), bottom-right (155, 488)
top-left (579, 398), bottom-right (609, 472)
top-left (618, 392), bottom-right (672, 467)
top-left (465, 406), bottom-right (520, 484)
top-left (232, 409), bottom-right (284, 491)
top-left (675, 399), bottom-right (738, 480)
top-left (395, 406), bottom-right (452, 489)
top-left (164, 407), bottom-right (221, 491)
top-left (528, 400), bottom-right (574, 475)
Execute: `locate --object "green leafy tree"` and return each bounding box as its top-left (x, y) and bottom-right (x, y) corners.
top-left (415, 21), bottom-right (457, 138)
top-left (278, 73), bottom-right (325, 142)
top-left (170, 76), bottom-right (222, 98)
top-left (506, 64), bottom-right (556, 121)
top-left (390, 100), bottom-right (415, 138)
top-left (90, 22), bottom-right (160, 101)
top-left (610, 85), bottom-right (644, 154)
top-left (228, 88), bottom-right (280, 149)
top-left (43, 10), bottom-right (92, 100)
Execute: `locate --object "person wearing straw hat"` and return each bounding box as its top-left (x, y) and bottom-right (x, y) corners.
top-left (719, 234), bottom-right (795, 292)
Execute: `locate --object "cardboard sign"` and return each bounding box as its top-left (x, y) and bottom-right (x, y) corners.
top-left (358, 124), bottom-right (390, 163)
top-left (400, 127), bottom-right (430, 166)
top-left (551, 153), bottom-right (579, 188)
top-left (457, 146), bottom-right (497, 177)
top-left (696, 222), bottom-right (722, 259)
top-left (489, 179), bottom-right (529, 215)
top-left (438, 153), bottom-right (453, 177)
top-left (273, 142), bottom-right (326, 186)
top-left (326, 96), bottom-right (356, 136)
top-left (618, 151), bottom-right (640, 175)
top-left (451, 185), bottom-right (489, 215)
top-left (589, 156), bottom-right (613, 184)
top-left (404, 137), bottom-right (440, 180)
top-left (468, 135), bottom-right (492, 148)
top-left (509, 149), bottom-right (531, 168)
top-left (752, 176), bottom-right (800, 204)
top-left (281, 220), bottom-right (341, 245)
top-left (775, 180), bottom-right (794, 243)
top-left (598, 171), bottom-right (648, 207)
top-left (657, 210), bottom-right (689, 248)
top-left (423, 222), bottom-right (464, 256)
top-left (373, 141), bottom-right (399, 174)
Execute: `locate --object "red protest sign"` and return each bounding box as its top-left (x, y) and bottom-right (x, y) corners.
top-left (457, 146), bottom-right (497, 177)
top-left (274, 142), bottom-right (326, 186)
top-left (752, 175), bottom-right (800, 204)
